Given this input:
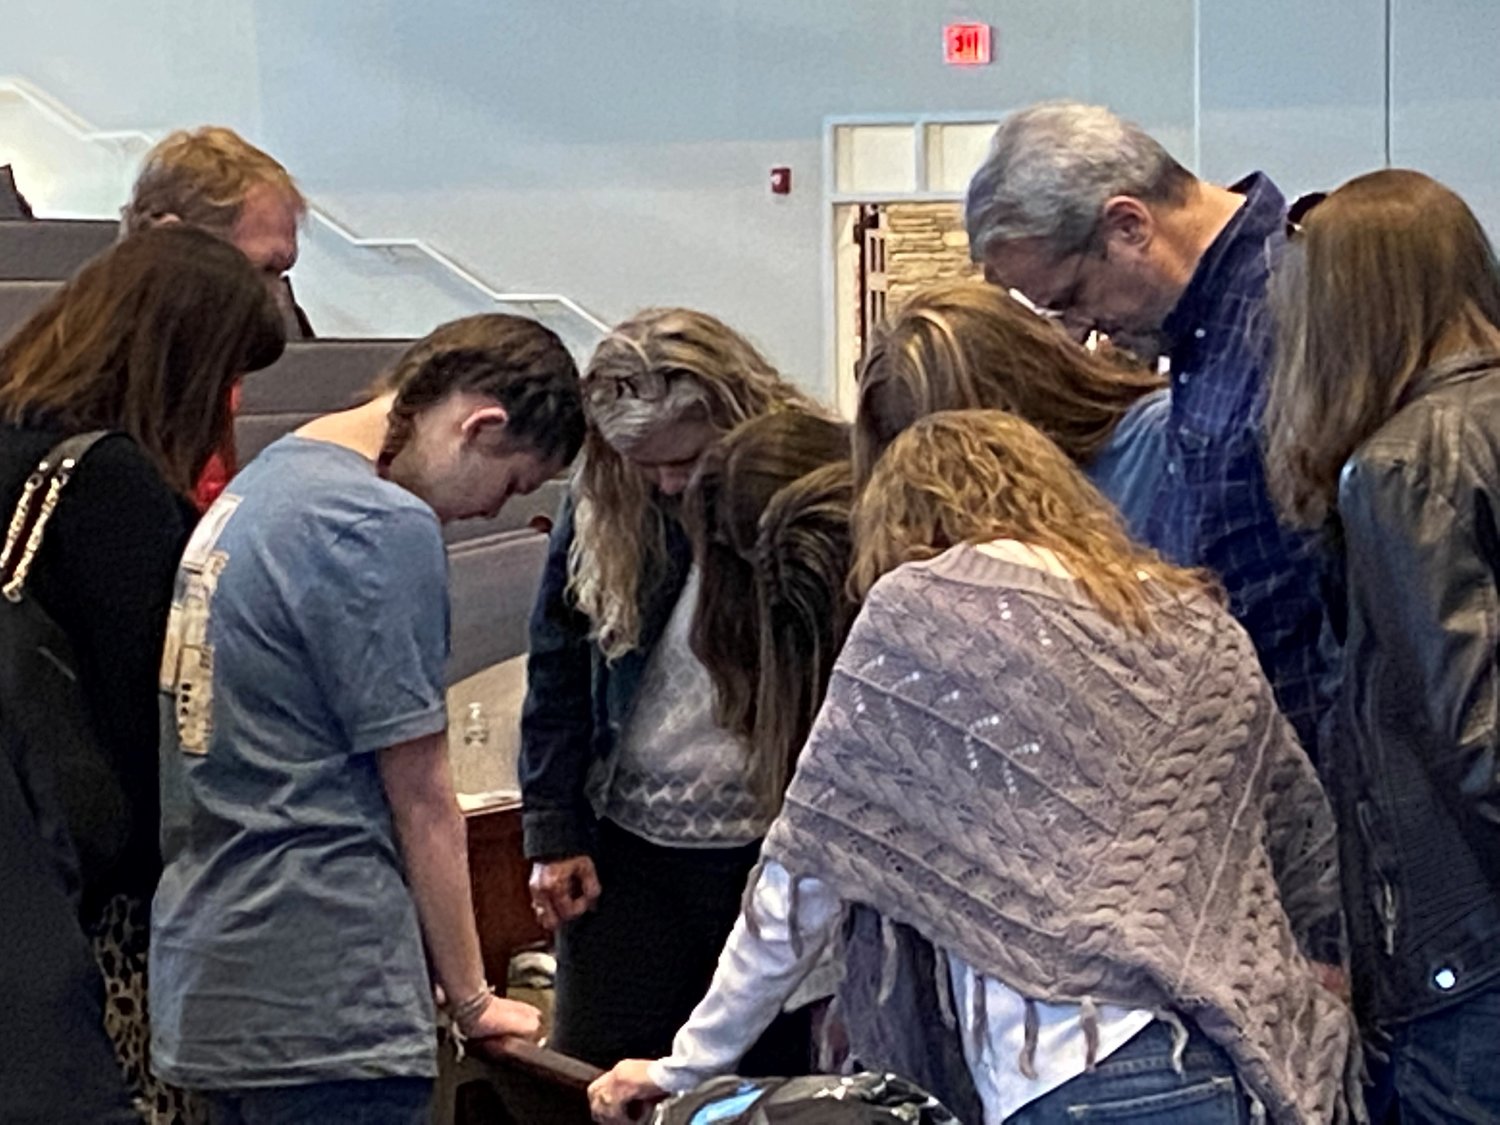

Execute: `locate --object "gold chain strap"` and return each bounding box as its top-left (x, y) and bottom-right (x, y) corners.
top-left (0, 466), bottom-right (48, 583)
top-left (2, 457), bottom-right (75, 603)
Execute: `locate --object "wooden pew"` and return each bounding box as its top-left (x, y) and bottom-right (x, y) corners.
top-left (0, 219), bottom-right (116, 280)
top-left (449, 796), bottom-right (600, 1124)
top-left (451, 1039), bottom-right (602, 1125)
top-left (464, 794), bottom-right (547, 986)
top-left (0, 279), bottom-right (61, 342)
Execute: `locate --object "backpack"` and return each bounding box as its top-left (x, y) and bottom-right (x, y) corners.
top-left (652, 1073), bottom-right (960, 1125)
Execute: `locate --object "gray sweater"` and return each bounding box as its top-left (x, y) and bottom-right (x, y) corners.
top-left (763, 545), bottom-right (1363, 1124)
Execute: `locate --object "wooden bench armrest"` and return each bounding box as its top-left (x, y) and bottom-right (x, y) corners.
top-left (478, 1037), bottom-right (603, 1092)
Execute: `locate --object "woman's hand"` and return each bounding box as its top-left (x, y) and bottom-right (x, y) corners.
top-left (588, 1059), bottom-right (667, 1123)
top-left (530, 855), bottom-right (603, 931)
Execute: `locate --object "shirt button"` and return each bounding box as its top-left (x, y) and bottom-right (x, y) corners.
top-left (1178, 372), bottom-right (1192, 385)
top-left (1194, 328), bottom-right (1207, 339)
top-left (1167, 461), bottom-right (1180, 476)
top-left (1434, 967), bottom-right (1458, 991)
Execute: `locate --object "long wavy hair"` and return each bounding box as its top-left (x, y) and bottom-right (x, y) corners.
top-left (852, 410), bottom-right (1204, 632)
top-left (571, 308), bottom-right (814, 658)
top-left (853, 279), bottom-right (1162, 488)
top-left (1266, 169), bottom-right (1500, 528)
top-left (751, 460), bottom-right (856, 811)
top-left (0, 226), bottom-right (284, 494)
top-left (684, 411), bottom-right (853, 812)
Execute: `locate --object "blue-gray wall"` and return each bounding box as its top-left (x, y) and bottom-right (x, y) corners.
top-left (3, 0), bottom-right (1494, 387)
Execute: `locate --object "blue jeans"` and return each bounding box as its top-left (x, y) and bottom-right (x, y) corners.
top-left (1368, 984), bottom-right (1500, 1124)
top-left (1005, 1020), bottom-right (1251, 1124)
top-left (206, 1077), bottom-right (433, 1125)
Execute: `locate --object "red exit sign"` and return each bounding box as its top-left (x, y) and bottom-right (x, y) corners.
top-left (944, 23), bottom-right (992, 66)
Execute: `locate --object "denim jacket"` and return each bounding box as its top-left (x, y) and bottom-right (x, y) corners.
top-left (518, 495), bottom-right (692, 860)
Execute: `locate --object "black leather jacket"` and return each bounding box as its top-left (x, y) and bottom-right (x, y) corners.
top-left (1330, 355), bottom-right (1500, 1026)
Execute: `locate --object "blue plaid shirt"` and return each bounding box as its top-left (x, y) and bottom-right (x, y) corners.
top-left (1146, 173), bottom-right (1328, 754)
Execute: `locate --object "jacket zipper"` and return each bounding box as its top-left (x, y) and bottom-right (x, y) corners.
top-left (1357, 801), bottom-right (1399, 956)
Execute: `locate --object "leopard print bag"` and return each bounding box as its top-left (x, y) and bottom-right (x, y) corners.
top-left (91, 894), bottom-right (208, 1125)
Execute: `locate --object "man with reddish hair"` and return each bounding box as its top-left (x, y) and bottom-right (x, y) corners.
top-left (123, 126), bottom-right (312, 508)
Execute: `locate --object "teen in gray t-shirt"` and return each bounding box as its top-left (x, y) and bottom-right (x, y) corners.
top-left (150, 316), bottom-right (585, 1120)
top-left (153, 437), bottom-right (450, 1088)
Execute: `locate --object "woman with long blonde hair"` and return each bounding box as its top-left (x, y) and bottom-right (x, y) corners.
top-left (1265, 169), bottom-right (1500, 1121)
top-left (591, 410), bottom-right (1359, 1125)
top-left (519, 308), bottom-right (818, 1071)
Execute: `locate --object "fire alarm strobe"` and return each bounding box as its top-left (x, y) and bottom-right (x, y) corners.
top-left (770, 167), bottom-right (792, 195)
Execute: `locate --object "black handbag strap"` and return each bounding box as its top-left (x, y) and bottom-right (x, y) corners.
top-left (0, 431), bottom-right (112, 602)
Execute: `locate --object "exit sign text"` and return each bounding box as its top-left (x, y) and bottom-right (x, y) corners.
top-left (944, 23), bottom-right (992, 66)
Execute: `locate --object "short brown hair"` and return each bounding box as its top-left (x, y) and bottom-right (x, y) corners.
top-left (854, 280), bottom-right (1162, 487)
top-left (1266, 169), bottom-right (1500, 527)
top-left (378, 315), bottom-right (586, 471)
top-left (852, 410), bottom-right (1204, 632)
top-left (0, 226), bottom-right (285, 494)
top-left (121, 126), bottom-right (306, 237)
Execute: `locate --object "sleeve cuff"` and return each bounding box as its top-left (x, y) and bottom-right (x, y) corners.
top-left (349, 705), bottom-right (448, 757)
top-left (522, 807), bottom-right (595, 861)
top-left (648, 1059), bottom-right (707, 1096)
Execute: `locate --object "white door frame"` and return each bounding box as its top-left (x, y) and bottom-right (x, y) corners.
top-left (821, 112), bottom-right (1005, 414)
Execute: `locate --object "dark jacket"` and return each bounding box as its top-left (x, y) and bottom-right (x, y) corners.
top-left (0, 427), bottom-right (194, 905)
top-left (1331, 354), bottom-right (1500, 1025)
top-left (0, 427), bottom-right (183, 1123)
top-left (518, 495), bottom-right (692, 860)
top-left (0, 730), bottom-right (137, 1123)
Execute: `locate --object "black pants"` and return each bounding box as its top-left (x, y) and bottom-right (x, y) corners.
top-left (549, 818), bottom-right (812, 1073)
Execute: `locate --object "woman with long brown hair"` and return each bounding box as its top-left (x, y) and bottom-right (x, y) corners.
top-left (684, 410), bottom-right (855, 817)
top-left (519, 308), bottom-right (821, 1071)
top-left (0, 224), bottom-right (284, 1122)
top-left (855, 279), bottom-right (1167, 538)
top-left (591, 410), bottom-right (1359, 1125)
top-left (1265, 169), bottom-right (1500, 1121)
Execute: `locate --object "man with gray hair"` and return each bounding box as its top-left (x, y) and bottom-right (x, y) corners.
top-left (966, 100), bottom-right (1327, 755)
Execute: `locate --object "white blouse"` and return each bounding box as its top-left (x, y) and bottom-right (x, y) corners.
top-left (649, 860), bottom-right (1152, 1125)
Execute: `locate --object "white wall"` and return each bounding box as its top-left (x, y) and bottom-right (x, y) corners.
top-left (1390, 0), bottom-right (1500, 236)
top-left (5, 1), bottom-right (1499, 396)
top-left (1196, 0), bottom-right (1500, 237)
top-left (1197, 0), bottom-right (1388, 199)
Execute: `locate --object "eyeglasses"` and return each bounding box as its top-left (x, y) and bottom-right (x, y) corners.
top-left (1026, 217), bottom-right (1103, 331)
top-left (1039, 246), bottom-right (1093, 321)
top-left (1008, 286), bottom-right (1102, 352)
top-left (582, 367), bottom-right (676, 409)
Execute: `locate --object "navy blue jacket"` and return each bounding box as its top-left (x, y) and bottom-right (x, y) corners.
top-left (518, 496), bottom-right (692, 860)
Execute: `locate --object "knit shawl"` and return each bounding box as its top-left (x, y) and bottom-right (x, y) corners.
top-left (761, 547), bottom-right (1363, 1124)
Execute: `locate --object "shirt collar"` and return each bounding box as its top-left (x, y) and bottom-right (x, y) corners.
top-left (1162, 172), bottom-right (1287, 349)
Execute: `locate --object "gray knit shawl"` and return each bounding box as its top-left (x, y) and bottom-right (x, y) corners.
top-left (762, 547), bottom-right (1363, 1124)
